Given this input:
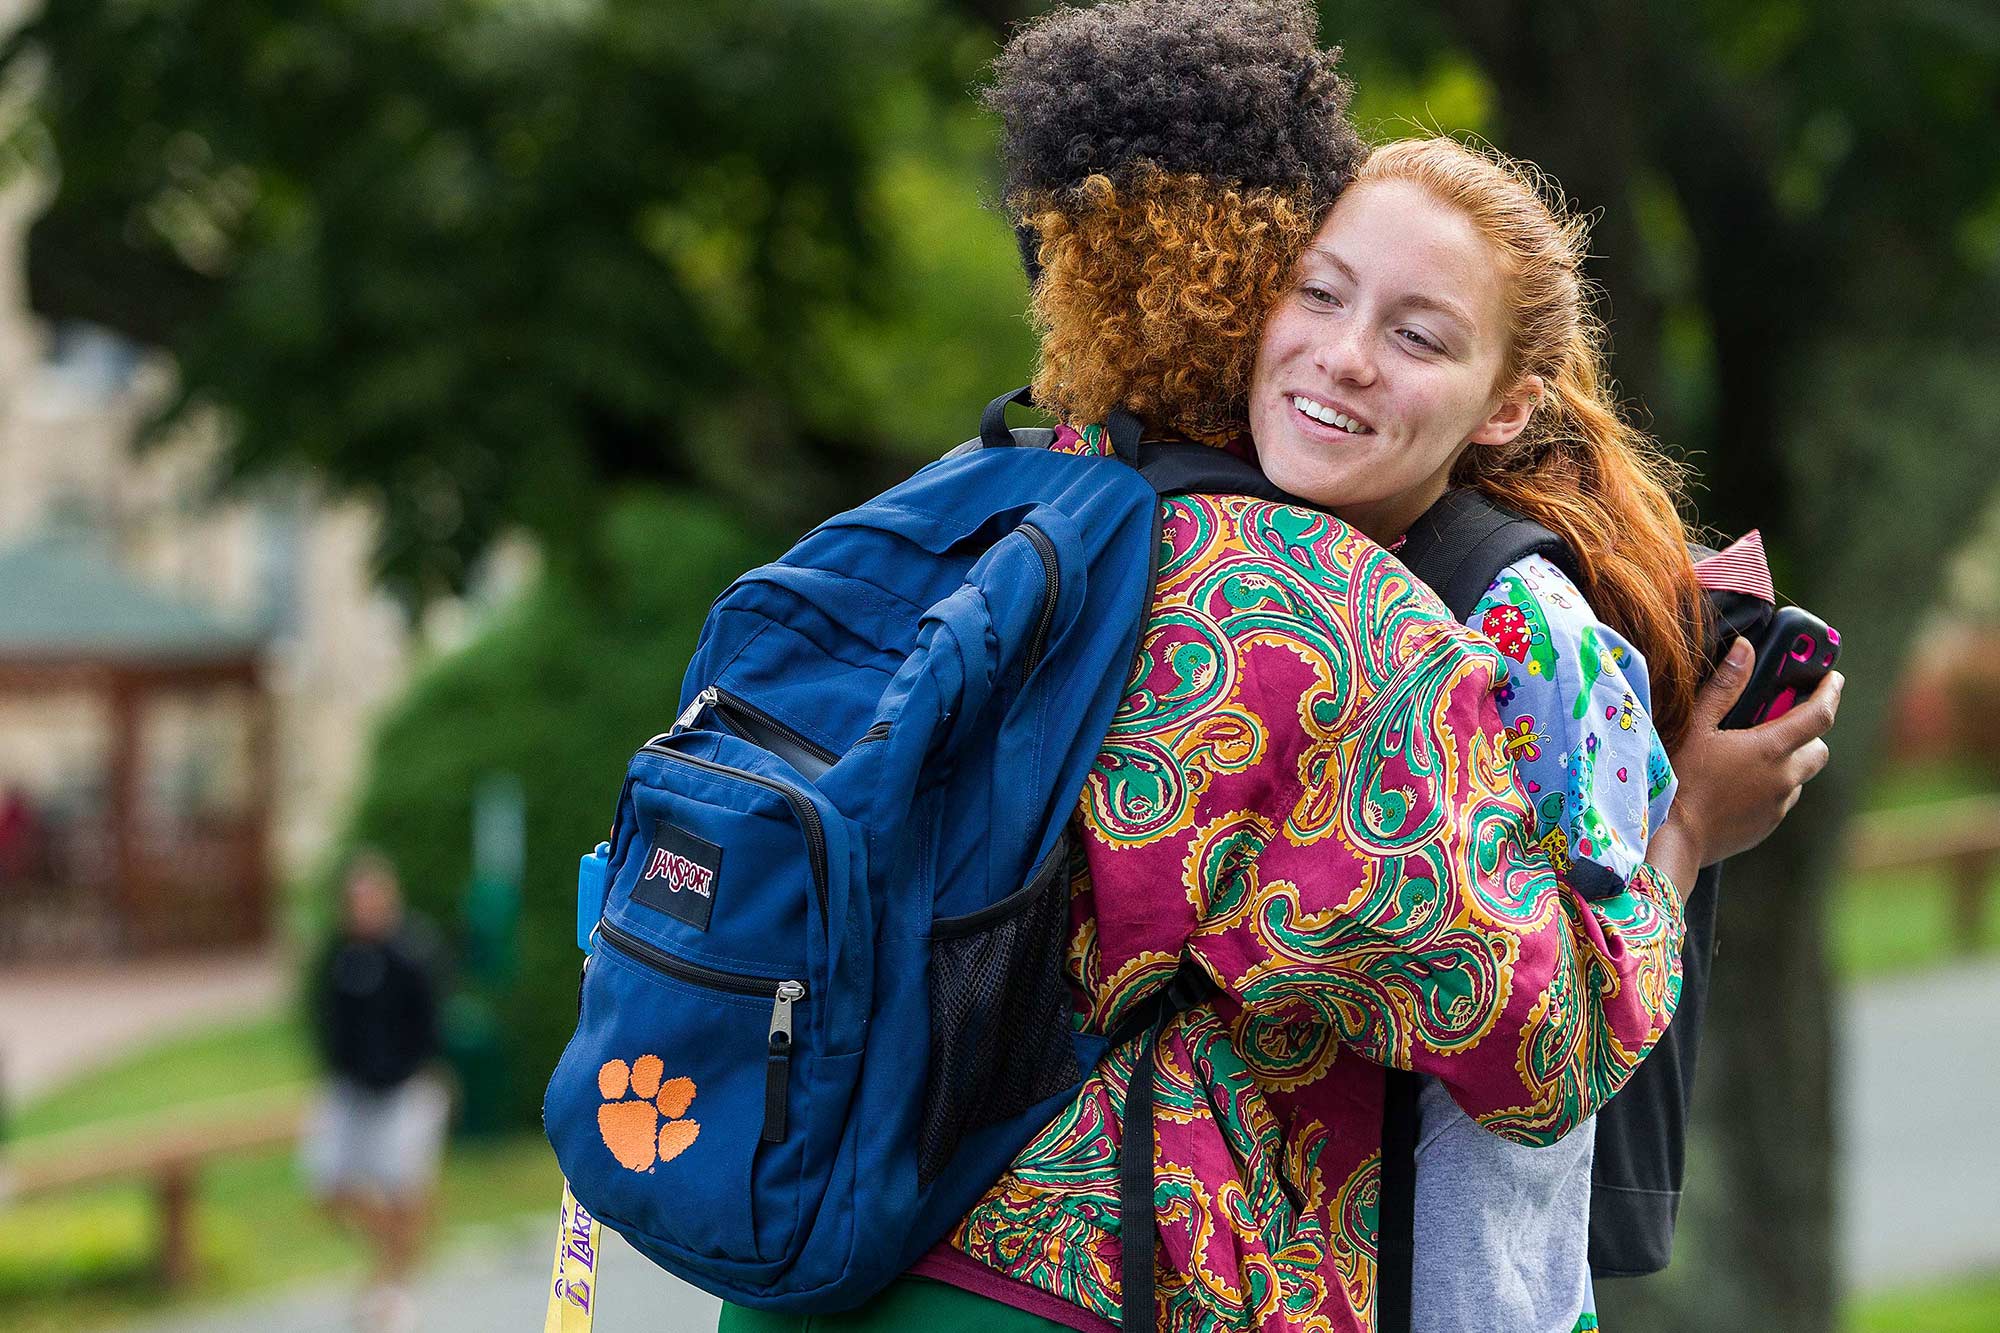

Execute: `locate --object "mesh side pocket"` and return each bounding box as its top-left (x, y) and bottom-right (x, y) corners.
top-left (917, 835), bottom-right (1081, 1186)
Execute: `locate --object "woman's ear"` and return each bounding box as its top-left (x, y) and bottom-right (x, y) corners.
top-left (1469, 375), bottom-right (1545, 448)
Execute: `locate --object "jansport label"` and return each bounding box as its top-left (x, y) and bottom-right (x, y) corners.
top-left (632, 821), bottom-right (722, 931)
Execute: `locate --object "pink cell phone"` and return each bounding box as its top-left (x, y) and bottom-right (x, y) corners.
top-left (1721, 607), bottom-right (1841, 730)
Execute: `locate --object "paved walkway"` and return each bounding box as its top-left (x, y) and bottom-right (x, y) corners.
top-left (0, 950), bottom-right (288, 1106)
top-left (103, 960), bottom-right (2000, 1330)
top-left (1836, 960), bottom-right (2000, 1287)
top-left (118, 1216), bottom-right (721, 1333)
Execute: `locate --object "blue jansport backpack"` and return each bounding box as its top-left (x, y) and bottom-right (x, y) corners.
top-left (544, 393), bottom-right (1308, 1320)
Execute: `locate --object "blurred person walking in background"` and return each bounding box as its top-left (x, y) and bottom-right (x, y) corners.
top-left (302, 849), bottom-right (450, 1333)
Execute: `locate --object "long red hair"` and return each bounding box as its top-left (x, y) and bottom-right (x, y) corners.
top-left (1358, 138), bottom-right (1708, 745)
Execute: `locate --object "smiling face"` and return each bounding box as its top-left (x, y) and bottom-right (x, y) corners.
top-left (1248, 178), bottom-right (1539, 542)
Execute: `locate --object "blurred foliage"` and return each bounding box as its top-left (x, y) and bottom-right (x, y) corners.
top-left (1940, 492), bottom-right (2000, 624)
top-left (0, 1192), bottom-right (152, 1330)
top-left (0, 0), bottom-right (1033, 611)
top-left (336, 491), bottom-right (776, 1127)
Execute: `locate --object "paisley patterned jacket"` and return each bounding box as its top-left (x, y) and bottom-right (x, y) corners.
top-left (917, 426), bottom-right (1687, 1332)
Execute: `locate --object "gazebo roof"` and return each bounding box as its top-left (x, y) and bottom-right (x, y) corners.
top-left (0, 528), bottom-right (263, 667)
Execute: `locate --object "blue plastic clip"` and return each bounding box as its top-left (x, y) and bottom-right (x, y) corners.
top-left (577, 842), bottom-right (611, 953)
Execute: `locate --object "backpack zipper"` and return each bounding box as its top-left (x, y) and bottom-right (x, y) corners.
top-left (636, 743), bottom-right (828, 920)
top-left (596, 919), bottom-right (806, 1144)
top-left (670, 687), bottom-right (717, 733)
top-left (704, 686), bottom-right (840, 769)
top-left (764, 979), bottom-right (804, 1142)
top-left (1020, 522), bottom-right (1059, 679)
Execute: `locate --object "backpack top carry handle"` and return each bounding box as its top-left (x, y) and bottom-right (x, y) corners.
top-left (974, 385), bottom-right (1328, 508)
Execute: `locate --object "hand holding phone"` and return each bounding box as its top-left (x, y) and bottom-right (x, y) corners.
top-left (1719, 607), bottom-right (1842, 731)
top-left (1659, 626), bottom-right (1843, 876)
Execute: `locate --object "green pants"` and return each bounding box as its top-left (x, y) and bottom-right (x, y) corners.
top-left (718, 1277), bottom-right (1070, 1331)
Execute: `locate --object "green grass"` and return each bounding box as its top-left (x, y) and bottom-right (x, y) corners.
top-left (0, 1013), bottom-right (564, 1332)
top-left (1859, 759), bottom-right (1996, 812)
top-left (1826, 762), bottom-right (2000, 980)
top-left (1847, 1270), bottom-right (2000, 1332)
top-left (1829, 862), bottom-right (2000, 980)
top-left (0, 1133), bottom-right (562, 1331)
top-left (6, 1011), bottom-right (312, 1143)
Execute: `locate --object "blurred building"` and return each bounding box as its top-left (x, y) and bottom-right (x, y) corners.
top-left (0, 150), bottom-right (430, 950)
top-left (0, 378), bottom-right (412, 871)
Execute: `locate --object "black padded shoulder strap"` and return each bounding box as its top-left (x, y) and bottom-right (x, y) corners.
top-left (1396, 488), bottom-right (1580, 621)
top-left (1130, 440), bottom-right (1320, 505)
top-left (1111, 962), bottom-right (1217, 1332)
top-left (1375, 1069), bottom-right (1420, 1333)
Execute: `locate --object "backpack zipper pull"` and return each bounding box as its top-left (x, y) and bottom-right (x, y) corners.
top-left (674, 686), bottom-right (720, 732)
top-left (763, 980), bottom-right (805, 1143)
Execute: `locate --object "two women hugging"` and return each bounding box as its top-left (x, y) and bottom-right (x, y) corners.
top-left (724, 2), bottom-right (1841, 1331)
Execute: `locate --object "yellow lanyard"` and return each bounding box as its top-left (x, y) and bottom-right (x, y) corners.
top-left (544, 1178), bottom-right (603, 1333)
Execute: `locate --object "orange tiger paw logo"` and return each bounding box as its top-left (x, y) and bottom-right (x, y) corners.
top-left (596, 1056), bottom-right (699, 1171)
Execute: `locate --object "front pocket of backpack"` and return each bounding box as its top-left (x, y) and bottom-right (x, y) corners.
top-left (545, 934), bottom-right (813, 1266)
top-left (917, 834), bottom-right (1082, 1185)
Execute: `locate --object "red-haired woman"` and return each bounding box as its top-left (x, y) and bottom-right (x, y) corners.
top-left (1240, 134), bottom-right (1839, 1331)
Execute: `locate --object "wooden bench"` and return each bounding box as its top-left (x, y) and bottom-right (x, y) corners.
top-left (1847, 793), bottom-right (2000, 953)
top-left (0, 1088), bottom-right (305, 1286)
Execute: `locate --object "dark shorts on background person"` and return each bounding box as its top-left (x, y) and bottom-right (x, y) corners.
top-left (719, 1277), bottom-right (1069, 1332)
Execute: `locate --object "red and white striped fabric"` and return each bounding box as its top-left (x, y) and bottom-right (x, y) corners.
top-left (1695, 529), bottom-right (1775, 603)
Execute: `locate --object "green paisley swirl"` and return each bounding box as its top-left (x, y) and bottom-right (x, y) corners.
top-left (1156, 495), bottom-right (1217, 588)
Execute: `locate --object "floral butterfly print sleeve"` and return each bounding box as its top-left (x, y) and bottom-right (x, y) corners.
top-left (1405, 555), bottom-right (1682, 1333)
top-left (1474, 554), bottom-right (1678, 898)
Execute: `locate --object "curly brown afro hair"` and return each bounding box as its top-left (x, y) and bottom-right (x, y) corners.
top-left (983, 0), bottom-right (1364, 440)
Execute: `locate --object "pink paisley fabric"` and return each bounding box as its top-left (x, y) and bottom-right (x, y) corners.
top-left (922, 426), bottom-right (1686, 1332)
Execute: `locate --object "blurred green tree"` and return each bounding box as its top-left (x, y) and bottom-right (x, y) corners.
top-left (0, 0), bottom-right (1033, 611)
top-left (0, 0), bottom-right (1041, 1156)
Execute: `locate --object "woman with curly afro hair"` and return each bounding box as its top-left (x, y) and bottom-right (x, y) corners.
top-left (986, 0), bottom-right (1363, 447)
top-left (721, 3), bottom-right (1777, 1331)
